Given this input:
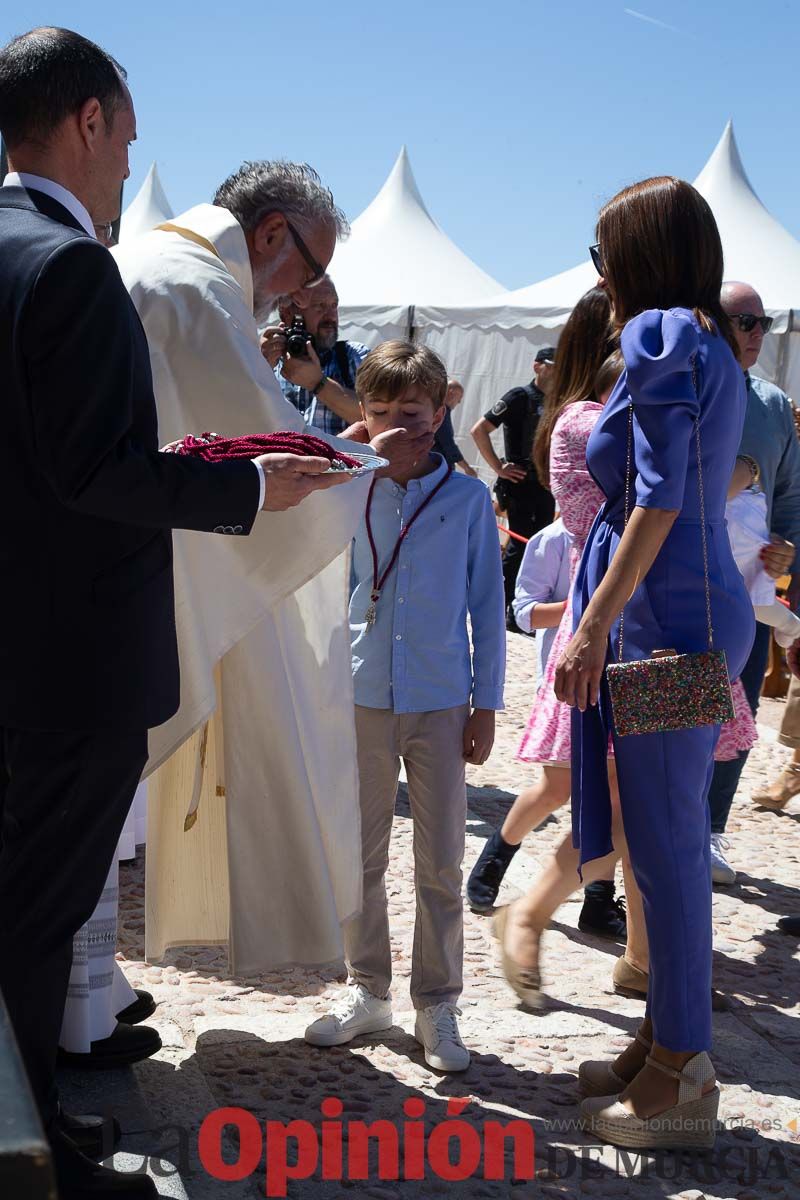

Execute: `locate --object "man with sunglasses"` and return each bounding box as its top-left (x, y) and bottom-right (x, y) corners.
top-left (704, 281), bottom-right (800, 885)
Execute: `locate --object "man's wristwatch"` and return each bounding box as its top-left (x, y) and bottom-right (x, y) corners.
top-left (737, 453), bottom-right (761, 487)
top-left (311, 375), bottom-right (327, 396)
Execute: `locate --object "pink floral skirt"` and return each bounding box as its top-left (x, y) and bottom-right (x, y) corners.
top-left (517, 594), bottom-right (757, 765)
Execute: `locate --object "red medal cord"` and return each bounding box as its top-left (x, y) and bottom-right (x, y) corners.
top-left (166, 430), bottom-right (362, 469)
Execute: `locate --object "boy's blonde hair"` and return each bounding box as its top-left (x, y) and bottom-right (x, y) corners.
top-left (595, 349), bottom-right (625, 399)
top-left (356, 340), bottom-right (448, 409)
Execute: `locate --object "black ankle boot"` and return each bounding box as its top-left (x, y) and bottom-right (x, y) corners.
top-left (467, 830), bottom-right (520, 913)
top-left (578, 880), bottom-right (627, 942)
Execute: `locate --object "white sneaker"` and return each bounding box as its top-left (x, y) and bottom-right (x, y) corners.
top-left (304, 984), bottom-right (393, 1047)
top-left (414, 1003), bottom-right (470, 1072)
top-left (710, 834), bottom-right (736, 885)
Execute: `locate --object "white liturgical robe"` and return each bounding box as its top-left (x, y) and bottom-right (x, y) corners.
top-left (113, 205), bottom-right (369, 974)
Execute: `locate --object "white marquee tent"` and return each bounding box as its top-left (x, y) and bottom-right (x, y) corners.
top-left (342, 123), bottom-right (800, 472)
top-left (118, 162), bottom-right (173, 243)
top-left (332, 146), bottom-right (504, 348)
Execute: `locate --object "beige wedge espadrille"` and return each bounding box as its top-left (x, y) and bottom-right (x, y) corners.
top-left (491, 904), bottom-right (543, 1008)
top-left (580, 1051), bottom-right (719, 1150)
top-left (578, 1031), bottom-right (652, 1097)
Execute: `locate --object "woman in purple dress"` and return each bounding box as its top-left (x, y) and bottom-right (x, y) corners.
top-left (556, 178), bottom-right (756, 1150)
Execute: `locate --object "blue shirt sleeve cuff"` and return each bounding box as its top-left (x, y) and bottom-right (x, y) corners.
top-left (472, 687), bottom-right (505, 710)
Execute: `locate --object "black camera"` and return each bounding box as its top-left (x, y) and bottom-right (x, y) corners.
top-left (284, 315), bottom-right (313, 358)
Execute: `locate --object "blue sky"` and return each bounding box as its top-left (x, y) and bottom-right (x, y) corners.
top-left (3, 1), bottom-right (797, 289)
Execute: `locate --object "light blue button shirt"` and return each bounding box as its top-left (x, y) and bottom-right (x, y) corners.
top-left (512, 517), bottom-right (572, 682)
top-left (351, 454), bottom-right (506, 713)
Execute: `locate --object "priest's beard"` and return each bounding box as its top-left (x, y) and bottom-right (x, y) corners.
top-left (251, 249), bottom-right (291, 324)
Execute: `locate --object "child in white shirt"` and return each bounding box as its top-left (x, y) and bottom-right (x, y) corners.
top-left (727, 459), bottom-right (800, 647)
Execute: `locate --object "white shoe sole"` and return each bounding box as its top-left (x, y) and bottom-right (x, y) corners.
top-left (304, 1012), bottom-right (393, 1048)
top-left (711, 867), bottom-right (736, 885)
top-left (414, 1031), bottom-right (470, 1073)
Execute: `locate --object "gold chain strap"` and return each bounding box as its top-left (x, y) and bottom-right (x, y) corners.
top-left (618, 358), bottom-right (714, 660)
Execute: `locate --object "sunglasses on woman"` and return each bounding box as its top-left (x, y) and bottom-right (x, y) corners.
top-left (730, 313), bottom-right (773, 335)
top-left (589, 243), bottom-right (604, 276)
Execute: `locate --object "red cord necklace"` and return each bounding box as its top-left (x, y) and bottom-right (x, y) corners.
top-left (363, 463), bottom-right (454, 627)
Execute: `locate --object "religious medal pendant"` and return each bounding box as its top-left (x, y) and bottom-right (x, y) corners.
top-left (365, 590), bottom-right (380, 628)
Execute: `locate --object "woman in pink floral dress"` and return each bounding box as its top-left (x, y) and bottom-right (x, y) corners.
top-left (468, 292), bottom-right (635, 943)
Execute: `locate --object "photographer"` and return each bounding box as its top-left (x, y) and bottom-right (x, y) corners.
top-left (261, 274), bottom-right (368, 434)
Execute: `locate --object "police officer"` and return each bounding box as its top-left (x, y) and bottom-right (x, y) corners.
top-left (471, 349), bottom-right (556, 628)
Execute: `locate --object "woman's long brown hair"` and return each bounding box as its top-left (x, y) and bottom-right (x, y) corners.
top-left (533, 287), bottom-right (614, 487)
top-left (596, 176), bottom-right (738, 359)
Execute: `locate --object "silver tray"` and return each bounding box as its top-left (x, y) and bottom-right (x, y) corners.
top-left (326, 451), bottom-right (390, 476)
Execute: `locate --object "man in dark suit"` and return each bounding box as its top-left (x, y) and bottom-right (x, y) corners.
top-left (0, 27), bottom-right (356, 1199)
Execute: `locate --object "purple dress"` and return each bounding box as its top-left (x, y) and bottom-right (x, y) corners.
top-left (571, 308), bottom-right (755, 1051)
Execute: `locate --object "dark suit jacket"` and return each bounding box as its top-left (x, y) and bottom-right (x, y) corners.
top-left (0, 186), bottom-right (259, 732)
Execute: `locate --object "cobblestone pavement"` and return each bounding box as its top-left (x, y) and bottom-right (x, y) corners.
top-left (80, 633), bottom-right (799, 1199)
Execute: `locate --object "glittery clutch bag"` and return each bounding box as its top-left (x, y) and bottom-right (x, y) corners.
top-left (606, 374), bottom-right (735, 737)
top-left (606, 647), bottom-right (734, 737)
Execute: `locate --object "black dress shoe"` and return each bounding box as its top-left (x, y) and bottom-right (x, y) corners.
top-left (58, 1022), bottom-right (162, 1070)
top-left (778, 915), bottom-right (800, 936)
top-left (116, 988), bottom-right (156, 1026)
top-left (467, 829), bottom-right (521, 912)
top-left (578, 880), bottom-right (627, 942)
top-left (52, 1127), bottom-right (157, 1197)
top-left (60, 1110), bottom-right (122, 1159)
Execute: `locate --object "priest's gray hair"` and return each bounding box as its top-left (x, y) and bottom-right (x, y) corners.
top-left (213, 161), bottom-right (349, 240)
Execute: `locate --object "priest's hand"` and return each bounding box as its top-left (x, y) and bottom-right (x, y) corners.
top-left (339, 420), bottom-right (371, 444)
top-left (254, 453), bottom-right (351, 511)
top-left (370, 427), bottom-right (435, 478)
top-left (260, 325), bottom-right (287, 369)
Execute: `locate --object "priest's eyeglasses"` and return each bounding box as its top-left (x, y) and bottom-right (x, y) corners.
top-left (730, 313), bottom-right (774, 335)
top-left (286, 220), bottom-right (325, 288)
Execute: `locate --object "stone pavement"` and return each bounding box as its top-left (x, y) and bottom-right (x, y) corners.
top-left (65, 633), bottom-right (800, 1199)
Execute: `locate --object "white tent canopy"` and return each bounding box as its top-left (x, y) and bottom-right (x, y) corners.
top-left (500, 122), bottom-right (800, 331)
top-left (340, 123), bottom-right (800, 473)
top-left (118, 162), bottom-right (173, 244)
top-left (331, 146), bottom-right (504, 308)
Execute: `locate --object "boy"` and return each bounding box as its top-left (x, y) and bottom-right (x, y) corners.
top-left (305, 341), bottom-right (505, 1071)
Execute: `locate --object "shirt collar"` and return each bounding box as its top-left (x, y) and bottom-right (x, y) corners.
top-left (3, 172), bottom-right (95, 238)
top-left (406, 451), bottom-right (449, 493)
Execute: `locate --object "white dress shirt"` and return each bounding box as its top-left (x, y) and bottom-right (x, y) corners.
top-left (3, 172), bottom-right (265, 510)
top-left (3, 171), bottom-right (96, 237)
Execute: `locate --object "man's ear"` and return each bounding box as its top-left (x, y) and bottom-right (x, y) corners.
top-left (77, 96), bottom-right (103, 152)
top-left (252, 211), bottom-right (287, 256)
top-left (430, 404), bottom-right (447, 433)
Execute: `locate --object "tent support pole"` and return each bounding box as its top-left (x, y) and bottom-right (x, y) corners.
top-left (407, 305), bottom-right (416, 343)
top-left (775, 320), bottom-right (792, 392)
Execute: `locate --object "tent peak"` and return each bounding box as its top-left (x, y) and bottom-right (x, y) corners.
top-left (118, 161), bottom-right (173, 243)
top-left (364, 145), bottom-right (433, 223)
top-left (693, 120), bottom-right (763, 208)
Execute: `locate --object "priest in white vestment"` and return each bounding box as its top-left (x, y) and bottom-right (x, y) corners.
top-left (112, 163), bottom-right (426, 975)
